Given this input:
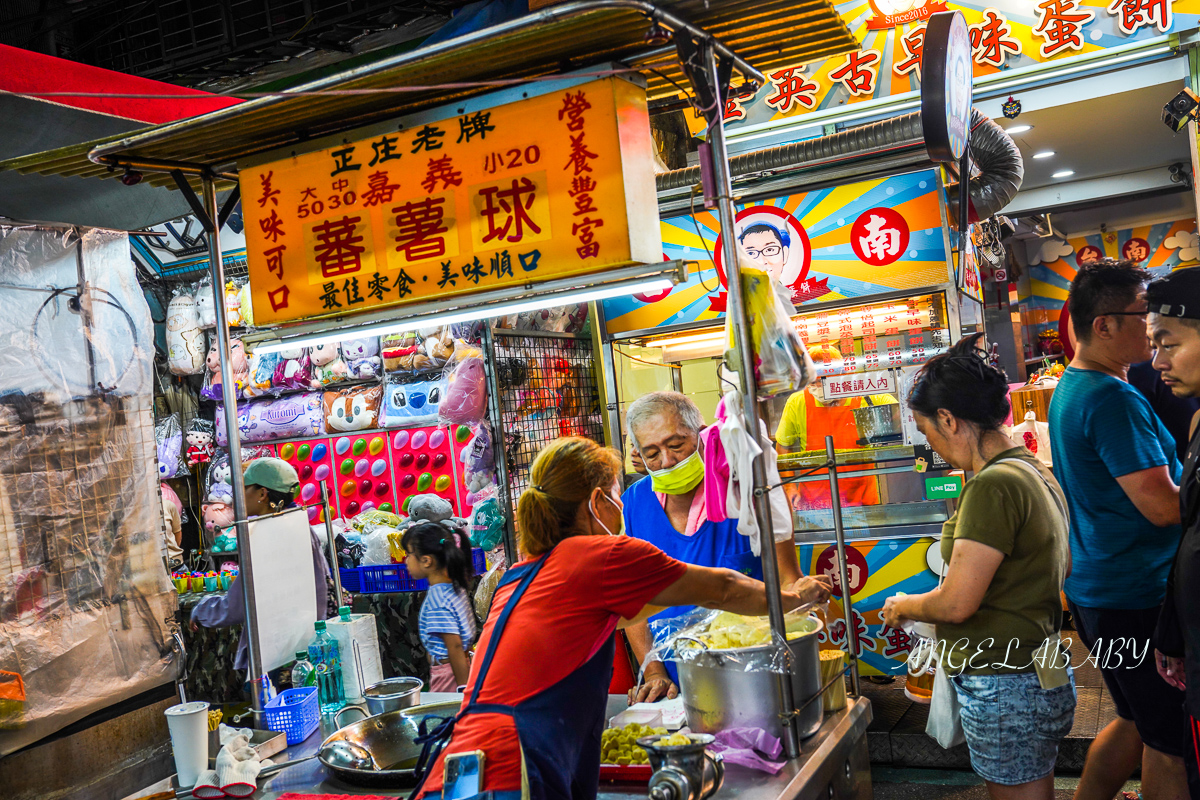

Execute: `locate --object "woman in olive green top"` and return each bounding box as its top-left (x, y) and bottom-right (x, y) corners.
top-left (882, 333), bottom-right (1074, 800)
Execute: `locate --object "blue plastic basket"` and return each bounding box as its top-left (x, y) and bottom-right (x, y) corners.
top-left (263, 687), bottom-right (319, 745)
top-left (339, 547), bottom-right (487, 594)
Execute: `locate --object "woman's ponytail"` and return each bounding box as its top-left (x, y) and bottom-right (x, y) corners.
top-left (515, 437), bottom-right (622, 556)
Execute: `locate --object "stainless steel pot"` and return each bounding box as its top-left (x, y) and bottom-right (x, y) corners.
top-left (314, 699), bottom-right (460, 788)
top-left (677, 613), bottom-right (824, 740)
top-left (336, 676), bottom-right (423, 722)
top-left (853, 403), bottom-right (901, 443)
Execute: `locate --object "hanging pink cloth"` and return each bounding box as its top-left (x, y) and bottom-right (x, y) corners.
top-left (702, 398), bottom-right (731, 522)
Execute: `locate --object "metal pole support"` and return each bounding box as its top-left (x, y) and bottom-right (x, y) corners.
top-left (482, 325), bottom-right (519, 567)
top-left (321, 484), bottom-right (344, 606)
top-left (701, 42), bottom-right (801, 760)
top-left (825, 435), bottom-right (861, 697)
top-left (202, 176), bottom-right (266, 727)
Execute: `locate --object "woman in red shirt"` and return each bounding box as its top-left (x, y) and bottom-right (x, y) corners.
top-left (414, 436), bottom-right (830, 800)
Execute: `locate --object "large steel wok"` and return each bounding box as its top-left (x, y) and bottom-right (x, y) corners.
top-left (311, 699), bottom-right (459, 788)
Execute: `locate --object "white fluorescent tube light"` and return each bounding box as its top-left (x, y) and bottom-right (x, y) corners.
top-left (645, 329), bottom-right (725, 347)
top-left (251, 276), bottom-right (674, 354)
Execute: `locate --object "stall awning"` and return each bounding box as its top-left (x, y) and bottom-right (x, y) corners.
top-left (0, 0), bottom-right (857, 195)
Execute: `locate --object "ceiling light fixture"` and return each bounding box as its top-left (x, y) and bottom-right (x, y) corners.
top-left (1052, 170), bottom-right (1075, 178)
top-left (1033, 151), bottom-right (1055, 159)
top-left (1005, 124), bottom-right (1032, 134)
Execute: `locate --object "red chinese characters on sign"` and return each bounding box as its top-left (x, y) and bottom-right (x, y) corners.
top-left (969, 9), bottom-right (1022, 67)
top-left (422, 156), bottom-right (463, 194)
top-left (830, 50), bottom-right (881, 97)
top-left (723, 96), bottom-right (747, 121)
top-left (894, 25), bottom-right (926, 79)
top-left (851, 207), bottom-right (911, 267)
top-left (257, 171), bottom-right (280, 208)
top-left (312, 215), bottom-right (366, 278)
top-left (764, 68), bottom-right (819, 113)
top-left (878, 624), bottom-right (914, 659)
top-left (1034, 0), bottom-right (1095, 58)
top-left (361, 171), bottom-right (400, 208)
top-left (559, 90), bottom-right (603, 259)
top-left (479, 178), bottom-right (542, 246)
top-left (393, 197), bottom-right (450, 260)
top-left (815, 545), bottom-right (870, 598)
top-left (1076, 244), bottom-right (1104, 266)
top-left (1122, 237), bottom-right (1152, 263)
top-left (822, 609), bottom-right (878, 657)
top-left (1107, 0), bottom-right (1173, 34)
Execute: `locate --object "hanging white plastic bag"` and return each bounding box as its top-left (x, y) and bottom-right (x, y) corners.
top-left (723, 261), bottom-right (816, 399)
top-left (1010, 411), bottom-right (1053, 467)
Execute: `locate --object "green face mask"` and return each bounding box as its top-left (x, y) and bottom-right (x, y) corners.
top-left (647, 449), bottom-right (705, 495)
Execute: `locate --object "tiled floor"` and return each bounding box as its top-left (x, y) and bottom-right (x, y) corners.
top-left (862, 636), bottom-right (1114, 772)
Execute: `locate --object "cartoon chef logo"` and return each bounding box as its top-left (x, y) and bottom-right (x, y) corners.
top-left (714, 205), bottom-right (828, 307)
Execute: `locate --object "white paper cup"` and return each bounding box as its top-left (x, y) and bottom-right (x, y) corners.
top-left (165, 701), bottom-right (210, 787)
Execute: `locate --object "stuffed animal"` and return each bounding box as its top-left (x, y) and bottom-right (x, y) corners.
top-left (423, 326), bottom-right (455, 366)
top-left (310, 342), bottom-right (349, 387)
top-left (381, 377), bottom-right (442, 427)
top-left (225, 281), bottom-right (244, 326)
top-left (156, 416), bottom-right (185, 478)
top-left (195, 285), bottom-right (217, 329)
top-left (202, 502), bottom-right (235, 540)
top-left (202, 337), bottom-right (250, 401)
top-left (237, 281), bottom-right (255, 327)
top-left (342, 337), bottom-right (382, 379)
top-left (223, 393), bottom-right (325, 444)
top-left (207, 459), bottom-right (233, 503)
top-left (382, 332), bottom-right (433, 373)
top-left (407, 493), bottom-right (454, 522)
top-left (272, 347), bottom-right (313, 391)
top-left (245, 349), bottom-right (281, 398)
top-left (166, 292), bottom-right (206, 375)
top-left (186, 418), bottom-right (216, 466)
top-left (440, 356), bottom-right (487, 425)
top-left (323, 386), bottom-right (382, 432)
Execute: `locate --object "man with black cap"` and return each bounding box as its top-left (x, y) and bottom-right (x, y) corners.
top-left (1149, 267), bottom-right (1200, 800)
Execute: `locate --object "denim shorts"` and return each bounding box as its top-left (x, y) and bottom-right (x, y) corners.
top-left (953, 668), bottom-right (1077, 785)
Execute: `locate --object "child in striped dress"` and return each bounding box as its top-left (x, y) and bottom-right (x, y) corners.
top-left (403, 521), bottom-right (477, 692)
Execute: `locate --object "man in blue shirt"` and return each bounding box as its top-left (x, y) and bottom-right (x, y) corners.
top-left (1049, 260), bottom-right (1188, 800)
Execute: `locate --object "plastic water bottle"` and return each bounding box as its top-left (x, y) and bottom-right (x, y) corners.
top-left (339, 605), bottom-right (352, 623)
top-left (291, 651), bottom-right (315, 689)
top-left (310, 620), bottom-right (346, 712)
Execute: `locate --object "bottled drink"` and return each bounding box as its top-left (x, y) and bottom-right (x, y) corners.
top-left (290, 650), bottom-right (315, 689)
top-left (310, 620), bottom-right (346, 712)
top-left (338, 605), bottom-right (352, 623)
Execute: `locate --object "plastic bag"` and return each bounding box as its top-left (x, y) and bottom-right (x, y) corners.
top-left (244, 348), bottom-right (280, 398)
top-left (155, 413), bottom-right (189, 478)
top-left (272, 347), bottom-right (314, 391)
top-left (224, 280), bottom-right (245, 327)
top-left (309, 342), bottom-right (350, 387)
top-left (381, 331), bottom-right (432, 373)
top-left (202, 335), bottom-right (250, 402)
top-left (440, 355), bottom-right (488, 426)
top-left (469, 490), bottom-right (505, 551)
top-left (323, 385), bottom-right (382, 433)
top-left (166, 288), bottom-right (206, 375)
top-left (473, 551), bottom-right (507, 620)
top-left (342, 337), bottom-right (382, 379)
top-left (725, 263), bottom-right (816, 398)
top-left (380, 375), bottom-right (442, 428)
top-left (186, 417), bottom-right (216, 467)
top-left (361, 527), bottom-right (395, 566)
top-left (195, 278), bottom-right (217, 329)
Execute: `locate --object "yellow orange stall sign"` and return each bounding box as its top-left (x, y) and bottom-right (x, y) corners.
top-left (241, 77), bottom-right (660, 325)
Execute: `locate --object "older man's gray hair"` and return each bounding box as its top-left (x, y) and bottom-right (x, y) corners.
top-left (626, 391), bottom-right (704, 446)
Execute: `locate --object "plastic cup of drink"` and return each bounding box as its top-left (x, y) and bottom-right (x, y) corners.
top-left (164, 701), bottom-right (210, 787)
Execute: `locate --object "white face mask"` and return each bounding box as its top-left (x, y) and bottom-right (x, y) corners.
top-left (590, 491), bottom-right (624, 537)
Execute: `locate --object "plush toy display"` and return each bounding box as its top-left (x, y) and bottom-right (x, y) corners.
top-left (156, 415), bottom-right (186, 478)
top-left (186, 418), bottom-right (216, 467)
top-left (202, 502), bottom-right (235, 544)
top-left (217, 393), bottom-right (327, 445)
top-left (342, 337), bottom-right (382, 379)
top-left (202, 336), bottom-right (250, 401)
top-left (310, 342), bottom-right (349, 387)
top-left (272, 347), bottom-right (313, 391)
top-left (225, 281), bottom-right (244, 326)
top-left (381, 377), bottom-right (442, 427)
top-left (407, 493), bottom-right (454, 523)
top-left (244, 349), bottom-right (281, 398)
top-left (166, 291), bottom-right (206, 375)
top-left (207, 457), bottom-right (233, 503)
top-left (470, 492), bottom-right (505, 551)
top-left (382, 332), bottom-right (430, 373)
top-left (440, 356), bottom-right (487, 425)
top-left (195, 283), bottom-right (217, 329)
top-left (323, 385), bottom-right (382, 432)
top-left (423, 326), bottom-right (455, 366)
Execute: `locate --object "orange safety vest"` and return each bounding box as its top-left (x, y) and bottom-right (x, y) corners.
top-left (788, 391), bottom-right (881, 510)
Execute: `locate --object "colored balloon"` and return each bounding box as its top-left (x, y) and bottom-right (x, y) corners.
top-left (352, 439), bottom-right (367, 456)
top-left (347, 501), bottom-right (360, 516)
top-left (379, 502), bottom-right (394, 512)
top-left (371, 459), bottom-right (387, 477)
top-left (298, 443), bottom-right (311, 461)
top-left (456, 425), bottom-right (471, 443)
top-left (300, 464), bottom-right (314, 480)
top-left (432, 453), bottom-right (447, 469)
top-left (354, 459), bottom-right (369, 477)
top-left (301, 483), bottom-right (317, 502)
top-left (374, 482), bottom-right (390, 497)
top-left (280, 443), bottom-right (295, 461)
top-left (416, 453), bottom-right (429, 469)
top-left (340, 458), bottom-right (354, 476)
top-left (417, 472), bottom-right (433, 491)
top-left (393, 430), bottom-right (410, 449)
top-left (359, 478), bottom-right (373, 494)
top-left (435, 475), bottom-right (452, 492)
top-left (361, 501), bottom-right (376, 513)
top-left (307, 506), bottom-right (319, 522)
top-left (335, 437), bottom-right (351, 455)
top-left (312, 443), bottom-right (328, 462)
top-left (402, 495), bottom-right (413, 513)
top-left (429, 429), bottom-right (446, 449)
top-left (401, 473), bottom-right (416, 489)
top-left (314, 464), bottom-right (330, 481)
top-left (369, 436), bottom-right (385, 455)
top-left (412, 430), bottom-right (428, 449)
top-left (341, 480), bottom-right (355, 497)
top-left (399, 452), bottom-right (414, 468)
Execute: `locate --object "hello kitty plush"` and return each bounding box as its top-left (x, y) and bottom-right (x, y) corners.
top-left (342, 338), bottom-right (382, 379)
top-left (166, 292), bottom-right (206, 375)
top-left (273, 347), bottom-right (313, 391)
top-left (310, 342), bottom-right (349, 387)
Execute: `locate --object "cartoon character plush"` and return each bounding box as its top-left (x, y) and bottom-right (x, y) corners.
top-left (225, 281), bottom-right (244, 326)
top-left (407, 493), bottom-right (454, 522)
top-left (272, 347), bottom-right (313, 391)
top-left (202, 502), bottom-right (236, 548)
top-left (310, 342), bottom-right (349, 387)
top-left (186, 418), bottom-right (216, 466)
top-left (423, 326), bottom-right (455, 366)
top-left (324, 386), bottom-right (382, 432)
top-left (380, 377), bottom-right (442, 427)
top-left (166, 292), bottom-right (206, 375)
top-left (237, 281), bottom-right (255, 327)
top-left (244, 349), bottom-right (281, 398)
top-left (382, 332), bottom-right (433, 373)
top-left (342, 337), bottom-right (382, 379)
top-left (440, 356), bottom-right (487, 425)
top-left (202, 337), bottom-right (250, 401)
top-left (207, 459), bottom-right (233, 503)
top-left (195, 286), bottom-right (217, 329)
top-left (157, 419), bottom-right (184, 478)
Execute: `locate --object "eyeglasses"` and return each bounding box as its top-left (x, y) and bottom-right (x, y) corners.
top-left (744, 244), bottom-right (783, 259)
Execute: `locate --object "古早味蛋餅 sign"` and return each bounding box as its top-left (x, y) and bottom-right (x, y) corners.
top-left (240, 76), bottom-right (661, 325)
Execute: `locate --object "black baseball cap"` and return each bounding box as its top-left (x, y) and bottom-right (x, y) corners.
top-left (1146, 268), bottom-right (1200, 320)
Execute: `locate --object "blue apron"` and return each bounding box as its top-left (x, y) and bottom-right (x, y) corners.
top-left (413, 547), bottom-right (615, 800)
top-left (621, 477), bottom-right (762, 681)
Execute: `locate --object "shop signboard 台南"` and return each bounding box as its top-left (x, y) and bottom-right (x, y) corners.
top-left (241, 77), bottom-right (660, 325)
